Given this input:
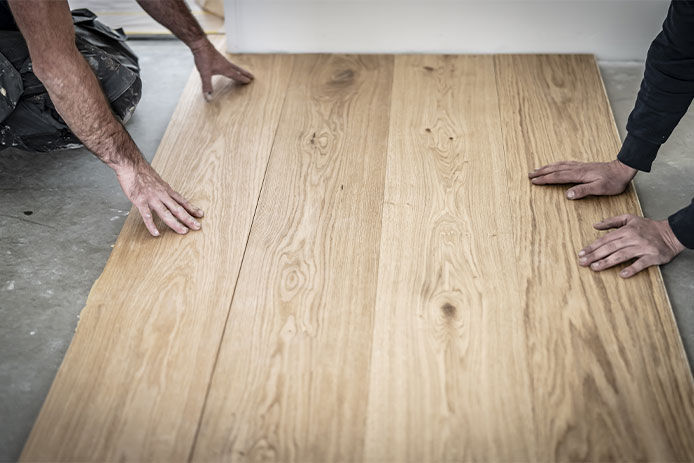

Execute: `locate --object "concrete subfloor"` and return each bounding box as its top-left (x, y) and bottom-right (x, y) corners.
top-left (0, 42), bottom-right (692, 461)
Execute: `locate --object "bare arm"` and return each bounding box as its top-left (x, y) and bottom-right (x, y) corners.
top-left (135, 0), bottom-right (207, 48)
top-left (9, 0), bottom-right (203, 236)
top-left (136, 0), bottom-right (254, 99)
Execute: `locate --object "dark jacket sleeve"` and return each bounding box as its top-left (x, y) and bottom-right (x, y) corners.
top-left (617, 1), bottom-right (694, 172)
top-left (669, 200), bottom-right (694, 248)
top-left (617, 1), bottom-right (694, 249)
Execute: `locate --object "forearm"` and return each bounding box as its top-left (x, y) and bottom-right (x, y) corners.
top-left (135, 0), bottom-right (207, 49)
top-left (9, 0), bottom-right (144, 173)
top-left (38, 49), bottom-right (144, 171)
top-left (618, 0), bottom-right (694, 172)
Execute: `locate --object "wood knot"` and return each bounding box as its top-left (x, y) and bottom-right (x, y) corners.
top-left (441, 303), bottom-right (456, 318)
top-left (425, 128), bottom-right (431, 133)
top-left (423, 66), bottom-right (434, 71)
top-left (332, 69), bottom-right (355, 84)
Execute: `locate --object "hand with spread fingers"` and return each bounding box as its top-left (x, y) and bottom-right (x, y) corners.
top-left (578, 214), bottom-right (685, 278)
top-left (116, 159), bottom-right (204, 237)
top-left (528, 159), bottom-right (637, 200)
top-left (191, 38), bottom-right (254, 101)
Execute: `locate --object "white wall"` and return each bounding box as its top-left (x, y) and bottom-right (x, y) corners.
top-left (223, 0), bottom-right (670, 60)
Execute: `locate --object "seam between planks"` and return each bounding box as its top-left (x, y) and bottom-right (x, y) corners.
top-left (186, 56), bottom-right (297, 463)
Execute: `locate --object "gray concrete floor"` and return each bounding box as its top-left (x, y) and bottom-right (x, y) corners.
top-left (0, 45), bottom-right (692, 461)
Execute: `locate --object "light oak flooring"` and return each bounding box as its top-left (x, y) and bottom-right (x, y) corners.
top-left (20, 52), bottom-right (694, 461)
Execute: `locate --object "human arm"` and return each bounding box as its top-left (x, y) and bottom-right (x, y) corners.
top-left (135, 0), bottom-right (254, 99)
top-left (529, 1), bottom-right (694, 195)
top-left (8, 0), bottom-right (203, 236)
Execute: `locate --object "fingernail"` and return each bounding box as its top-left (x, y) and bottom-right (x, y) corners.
top-left (153, 230), bottom-right (160, 237)
top-left (204, 92), bottom-right (212, 101)
top-left (620, 270), bottom-right (628, 277)
top-left (579, 257), bottom-right (587, 264)
top-left (567, 191), bottom-right (575, 199)
top-left (578, 250), bottom-right (585, 257)
top-left (197, 209), bottom-right (204, 217)
top-left (591, 263), bottom-right (599, 270)
top-left (193, 221), bottom-right (200, 228)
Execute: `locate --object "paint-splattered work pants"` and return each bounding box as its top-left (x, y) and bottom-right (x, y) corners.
top-left (0, 9), bottom-right (141, 152)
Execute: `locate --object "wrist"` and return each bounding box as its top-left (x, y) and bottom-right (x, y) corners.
top-left (188, 35), bottom-right (212, 54)
top-left (109, 149), bottom-right (147, 177)
top-left (658, 219), bottom-right (686, 255)
top-left (613, 159), bottom-right (637, 182)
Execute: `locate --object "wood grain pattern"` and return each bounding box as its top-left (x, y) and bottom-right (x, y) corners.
top-left (363, 54), bottom-right (534, 462)
top-left (191, 54), bottom-right (394, 462)
top-left (20, 51), bottom-right (294, 461)
top-left (21, 53), bottom-right (694, 462)
top-left (494, 54), bottom-right (694, 461)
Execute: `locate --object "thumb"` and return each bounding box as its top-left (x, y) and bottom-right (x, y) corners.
top-left (566, 183), bottom-right (595, 200)
top-left (199, 71), bottom-right (213, 101)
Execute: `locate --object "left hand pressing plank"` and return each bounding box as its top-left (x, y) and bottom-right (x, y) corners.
top-left (190, 38), bottom-right (254, 101)
top-left (578, 214), bottom-right (685, 278)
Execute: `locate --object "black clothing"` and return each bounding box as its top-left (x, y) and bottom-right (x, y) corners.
top-left (617, 0), bottom-right (694, 248)
top-left (0, 0), bottom-right (16, 31)
top-left (0, 9), bottom-right (141, 152)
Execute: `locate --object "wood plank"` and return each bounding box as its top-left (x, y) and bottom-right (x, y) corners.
top-left (20, 52), bottom-right (294, 461)
top-left (191, 54), bottom-right (394, 462)
top-left (363, 54), bottom-right (534, 462)
top-left (364, 54), bottom-right (694, 461)
top-left (21, 53), bottom-right (694, 462)
top-left (496, 55), bottom-right (694, 460)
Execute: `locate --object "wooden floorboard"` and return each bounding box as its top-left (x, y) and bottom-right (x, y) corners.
top-left (21, 52), bottom-right (694, 462)
top-left (363, 54), bottom-right (533, 462)
top-left (20, 52), bottom-right (294, 461)
top-left (191, 54), bottom-right (394, 462)
top-left (494, 54), bottom-right (694, 460)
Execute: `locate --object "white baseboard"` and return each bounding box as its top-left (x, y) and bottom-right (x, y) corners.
top-left (223, 0), bottom-right (669, 60)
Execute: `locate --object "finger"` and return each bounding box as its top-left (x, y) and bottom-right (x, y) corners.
top-left (221, 61), bottom-right (253, 84)
top-left (169, 189), bottom-right (204, 218)
top-left (579, 229), bottom-right (626, 257)
top-left (589, 246), bottom-right (640, 272)
top-left (578, 237), bottom-right (628, 266)
top-left (594, 214), bottom-right (631, 230)
top-left (199, 71), bottom-right (213, 101)
top-left (530, 169), bottom-right (583, 185)
top-left (152, 200), bottom-right (189, 235)
top-left (224, 59), bottom-right (254, 80)
top-left (620, 256), bottom-right (654, 278)
top-left (528, 162), bottom-right (577, 178)
top-left (137, 205), bottom-right (160, 237)
top-left (567, 181), bottom-right (600, 200)
top-left (162, 195), bottom-right (201, 231)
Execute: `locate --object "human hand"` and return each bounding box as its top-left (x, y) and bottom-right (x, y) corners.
top-left (528, 159), bottom-right (637, 200)
top-left (116, 160), bottom-right (204, 236)
top-left (578, 214), bottom-right (685, 278)
top-left (190, 38), bottom-right (254, 101)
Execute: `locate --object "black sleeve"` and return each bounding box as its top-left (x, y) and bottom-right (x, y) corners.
top-left (617, 1), bottom-right (694, 172)
top-left (669, 201), bottom-right (694, 248)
